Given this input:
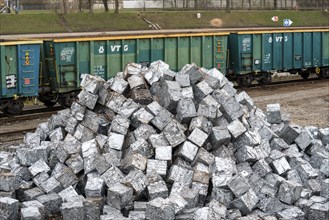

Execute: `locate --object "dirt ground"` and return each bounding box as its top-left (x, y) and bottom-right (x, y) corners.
top-left (246, 80), bottom-right (329, 128)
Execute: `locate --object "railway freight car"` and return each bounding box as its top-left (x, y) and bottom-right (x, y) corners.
top-left (38, 32), bottom-right (229, 107)
top-left (0, 40), bottom-right (42, 114)
top-left (228, 29), bottom-right (329, 86)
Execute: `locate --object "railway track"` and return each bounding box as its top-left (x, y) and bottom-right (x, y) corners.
top-left (236, 76), bottom-right (328, 91)
top-left (0, 108), bottom-right (61, 146)
top-left (0, 106), bottom-right (63, 121)
top-left (0, 128), bottom-right (36, 145)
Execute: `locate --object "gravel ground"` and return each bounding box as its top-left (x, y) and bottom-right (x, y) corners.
top-left (247, 80), bottom-right (329, 128)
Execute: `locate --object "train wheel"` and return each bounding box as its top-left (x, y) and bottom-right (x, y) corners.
top-left (58, 92), bottom-right (76, 108)
top-left (258, 72), bottom-right (272, 86)
top-left (40, 95), bottom-right (58, 107)
top-left (319, 68), bottom-right (329, 79)
top-left (236, 75), bottom-right (252, 87)
top-left (3, 99), bottom-right (24, 115)
top-left (300, 70), bottom-right (310, 80)
top-left (43, 100), bottom-right (57, 107)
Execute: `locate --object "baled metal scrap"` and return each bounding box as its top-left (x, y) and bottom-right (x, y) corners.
top-left (0, 60), bottom-right (328, 220)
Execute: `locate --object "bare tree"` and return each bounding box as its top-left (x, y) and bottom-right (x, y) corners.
top-left (62, 0), bottom-right (67, 13)
top-left (78, 0), bottom-right (83, 11)
top-left (102, 0), bottom-right (109, 12)
top-left (88, 0), bottom-right (93, 13)
top-left (274, 0), bottom-right (278, 9)
top-left (248, 0), bottom-right (251, 9)
top-left (226, 0), bottom-right (230, 12)
top-left (114, 0), bottom-right (119, 14)
top-left (137, 0), bottom-right (147, 11)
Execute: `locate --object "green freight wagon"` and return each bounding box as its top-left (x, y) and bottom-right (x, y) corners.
top-left (39, 32), bottom-right (229, 107)
top-left (0, 40), bottom-right (42, 114)
top-left (228, 29), bottom-right (329, 86)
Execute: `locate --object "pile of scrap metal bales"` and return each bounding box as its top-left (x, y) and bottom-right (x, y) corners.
top-left (0, 61), bottom-right (328, 220)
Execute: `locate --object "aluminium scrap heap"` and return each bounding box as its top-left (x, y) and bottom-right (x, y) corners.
top-left (0, 61), bottom-right (328, 220)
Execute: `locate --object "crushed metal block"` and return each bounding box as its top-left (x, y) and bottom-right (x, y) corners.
top-left (278, 180), bottom-right (303, 205)
top-left (85, 172), bottom-right (105, 197)
top-left (0, 197), bottom-right (19, 220)
top-left (188, 128), bottom-right (208, 147)
top-left (167, 165), bottom-right (193, 185)
top-left (192, 162), bottom-right (210, 184)
top-left (175, 141), bottom-right (199, 162)
top-left (176, 98), bottom-right (197, 124)
top-left (147, 159), bottom-right (167, 176)
top-left (121, 169), bottom-right (149, 195)
top-left (101, 166), bottom-right (125, 188)
top-left (127, 74), bottom-right (145, 89)
top-left (107, 183), bottom-right (133, 210)
top-left (228, 175), bottom-right (251, 197)
top-left (266, 103), bottom-right (281, 124)
top-left (146, 197), bottom-right (175, 220)
top-left (122, 153), bottom-right (148, 172)
top-left (37, 193), bottom-right (62, 216)
top-left (77, 89), bottom-right (99, 110)
top-left (231, 189), bottom-right (259, 215)
top-left (60, 201), bottom-right (85, 220)
top-left (147, 180), bottom-right (169, 200)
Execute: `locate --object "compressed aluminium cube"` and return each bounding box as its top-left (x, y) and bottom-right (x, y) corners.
top-left (188, 128), bottom-right (208, 147)
top-left (0, 197), bottom-right (19, 220)
top-left (107, 183), bottom-right (133, 210)
top-left (147, 181), bottom-right (169, 200)
top-left (147, 159), bottom-right (167, 176)
top-left (192, 163), bottom-right (210, 184)
top-left (266, 103), bottom-right (281, 124)
top-left (60, 202), bottom-right (84, 220)
top-left (175, 141), bottom-right (199, 162)
top-left (121, 169), bottom-right (149, 195)
top-left (146, 198), bottom-right (175, 220)
top-left (85, 173), bottom-right (105, 197)
top-left (231, 189), bottom-right (259, 215)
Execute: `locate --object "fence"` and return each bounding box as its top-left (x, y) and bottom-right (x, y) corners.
top-left (18, 0), bottom-right (329, 11)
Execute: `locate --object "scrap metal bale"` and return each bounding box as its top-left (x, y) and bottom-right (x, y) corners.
top-left (231, 189), bottom-right (259, 215)
top-left (77, 89), bottom-right (99, 110)
top-left (163, 120), bottom-right (186, 148)
top-left (167, 165), bottom-right (193, 185)
top-left (147, 159), bottom-right (167, 176)
top-left (60, 201), bottom-right (85, 220)
top-left (210, 126), bottom-right (231, 147)
top-left (228, 175), bottom-right (251, 197)
top-left (107, 183), bottom-right (133, 210)
top-left (176, 98), bottom-right (197, 124)
top-left (158, 80), bottom-right (182, 112)
top-left (122, 153), bottom-right (148, 172)
top-left (147, 180), bottom-right (169, 200)
top-left (278, 180), bottom-right (303, 205)
top-left (121, 169), bottom-right (149, 196)
top-left (175, 74), bottom-right (190, 87)
top-left (266, 103), bottom-right (282, 124)
top-left (146, 197), bottom-right (175, 220)
top-left (127, 74), bottom-right (146, 89)
top-left (37, 193), bottom-right (62, 216)
top-left (188, 128), bottom-right (208, 147)
top-left (83, 197), bottom-right (104, 220)
top-left (101, 166), bottom-right (125, 188)
top-left (192, 162), bottom-right (210, 184)
top-left (0, 197), bottom-right (19, 220)
top-left (174, 141), bottom-right (199, 162)
top-left (85, 172), bottom-right (105, 198)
